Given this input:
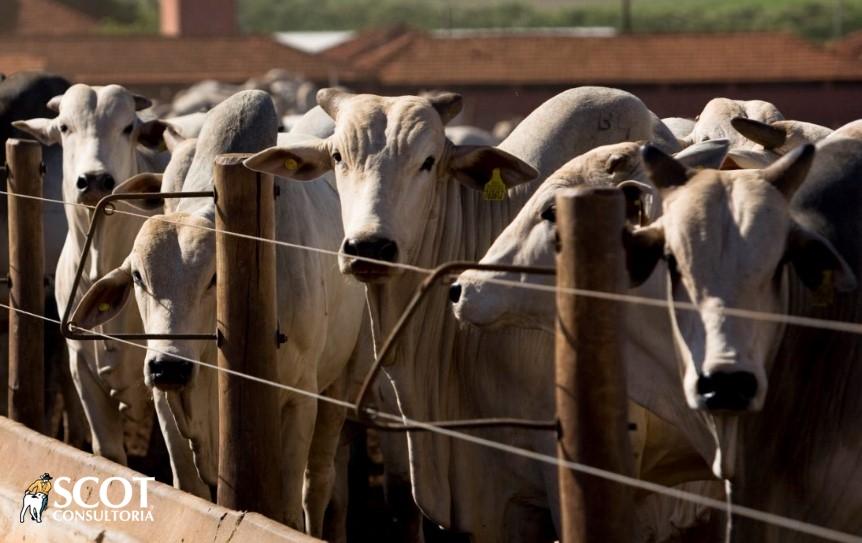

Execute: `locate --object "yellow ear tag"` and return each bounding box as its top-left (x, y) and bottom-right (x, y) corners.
top-left (483, 168), bottom-right (507, 201)
top-left (811, 270), bottom-right (834, 307)
top-left (98, 302), bottom-right (111, 313)
top-left (284, 158), bottom-right (299, 171)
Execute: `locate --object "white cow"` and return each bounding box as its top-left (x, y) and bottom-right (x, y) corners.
top-left (12, 85), bottom-right (204, 495)
top-left (449, 140), bottom-right (731, 539)
top-left (246, 86), bottom-right (677, 541)
top-left (679, 97), bottom-right (784, 150)
top-left (72, 90), bottom-right (367, 537)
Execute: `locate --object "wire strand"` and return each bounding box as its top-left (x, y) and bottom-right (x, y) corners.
top-left (5, 189), bottom-right (862, 337)
top-left (3, 301), bottom-right (861, 543)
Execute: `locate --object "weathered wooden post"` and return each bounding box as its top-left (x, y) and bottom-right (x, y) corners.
top-left (554, 186), bottom-right (634, 543)
top-left (6, 138), bottom-right (45, 433)
top-left (214, 153), bottom-right (284, 520)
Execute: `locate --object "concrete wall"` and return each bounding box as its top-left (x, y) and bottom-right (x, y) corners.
top-left (0, 417), bottom-right (320, 542)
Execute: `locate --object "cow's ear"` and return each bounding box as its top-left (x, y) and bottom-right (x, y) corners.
top-left (132, 94), bottom-right (153, 112)
top-left (46, 94), bottom-right (63, 113)
top-left (786, 221), bottom-right (857, 294)
top-left (72, 266), bottom-right (134, 330)
top-left (447, 145), bottom-right (538, 192)
top-left (673, 138), bottom-right (729, 170)
top-left (113, 173), bottom-right (164, 211)
top-left (244, 138), bottom-right (332, 181)
top-left (618, 180), bottom-right (656, 226)
top-left (623, 224), bottom-right (665, 288)
top-left (11, 118), bottom-right (60, 145)
top-left (137, 119), bottom-right (167, 149)
top-left (427, 92), bottom-right (463, 125)
top-left (641, 144), bottom-right (693, 189)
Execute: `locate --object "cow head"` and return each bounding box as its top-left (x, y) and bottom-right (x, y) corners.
top-left (13, 84), bottom-right (164, 206)
top-left (245, 89), bottom-right (536, 283)
top-left (71, 210), bottom-right (219, 484)
top-left (623, 141), bottom-right (857, 477)
top-left (450, 139), bottom-right (729, 332)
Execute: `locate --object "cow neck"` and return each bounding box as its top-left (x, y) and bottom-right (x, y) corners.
top-left (363, 173), bottom-right (553, 533)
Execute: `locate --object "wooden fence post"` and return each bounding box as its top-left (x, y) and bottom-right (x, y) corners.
top-left (555, 186), bottom-right (634, 543)
top-left (6, 138), bottom-right (44, 433)
top-left (214, 153), bottom-right (284, 520)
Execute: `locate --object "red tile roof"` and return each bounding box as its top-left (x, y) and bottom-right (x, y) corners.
top-left (830, 31), bottom-right (862, 61)
top-left (6, 0), bottom-right (99, 36)
top-left (0, 35), bottom-right (353, 85)
top-left (343, 30), bottom-right (862, 86)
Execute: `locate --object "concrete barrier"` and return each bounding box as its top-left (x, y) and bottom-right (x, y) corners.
top-left (0, 416), bottom-right (321, 542)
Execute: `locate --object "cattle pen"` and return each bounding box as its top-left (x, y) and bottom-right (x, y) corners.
top-left (3, 136), bottom-right (862, 543)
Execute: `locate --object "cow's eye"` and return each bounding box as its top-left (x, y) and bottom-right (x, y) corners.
top-left (207, 273), bottom-right (216, 289)
top-left (59, 124), bottom-right (68, 134)
top-left (332, 151), bottom-right (342, 163)
top-left (123, 123), bottom-right (134, 135)
top-left (420, 156), bottom-right (435, 172)
top-left (131, 270), bottom-right (143, 286)
top-left (541, 204), bottom-right (556, 223)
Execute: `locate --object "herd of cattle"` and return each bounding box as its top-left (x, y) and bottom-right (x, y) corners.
top-left (1, 69), bottom-right (861, 543)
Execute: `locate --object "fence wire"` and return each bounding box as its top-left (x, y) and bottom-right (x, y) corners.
top-left (4, 189), bottom-right (862, 542)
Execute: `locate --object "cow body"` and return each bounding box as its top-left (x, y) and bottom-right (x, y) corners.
top-left (74, 91), bottom-right (366, 536)
top-left (14, 85), bottom-right (185, 483)
top-left (247, 86), bottom-right (670, 541)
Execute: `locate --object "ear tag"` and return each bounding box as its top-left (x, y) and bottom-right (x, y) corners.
top-left (98, 303), bottom-right (111, 313)
top-left (811, 270), bottom-right (834, 307)
top-left (284, 158), bottom-right (299, 171)
top-left (483, 168), bottom-right (507, 201)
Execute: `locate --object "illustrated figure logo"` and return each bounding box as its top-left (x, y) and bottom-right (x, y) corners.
top-left (20, 473), bottom-right (53, 524)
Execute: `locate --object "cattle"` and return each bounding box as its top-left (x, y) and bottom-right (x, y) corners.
top-left (0, 72), bottom-right (88, 444)
top-left (71, 90), bottom-right (368, 538)
top-left (245, 86), bottom-right (677, 542)
top-left (13, 84), bottom-right (179, 476)
top-left (679, 97), bottom-right (784, 150)
top-left (616, 139), bottom-right (862, 541)
top-left (448, 139), bottom-right (731, 539)
top-left (662, 117), bottom-right (696, 141)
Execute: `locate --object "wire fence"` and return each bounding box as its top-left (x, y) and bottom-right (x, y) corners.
top-left (3, 188), bottom-right (862, 543)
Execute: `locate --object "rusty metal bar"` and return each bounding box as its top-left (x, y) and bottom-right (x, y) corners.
top-left (61, 191), bottom-right (217, 341)
top-left (353, 261), bottom-right (559, 432)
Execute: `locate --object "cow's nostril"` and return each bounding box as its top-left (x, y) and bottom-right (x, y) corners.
top-left (102, 175), bottom-right (115, 191)
top-left (697, 371), bottom-right (758, 411)
top-left (76, 176), bottom-right (88, 190)
top-left (378, 240), bottom-right (398, 262)
top-left (449, 283), bottom-right (462, 304)
top-left (342, 239), bottom-right (359, 256)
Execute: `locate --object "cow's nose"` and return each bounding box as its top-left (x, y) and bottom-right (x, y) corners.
top-left (696, 371), bottom-right (758, 411)
top-left (77, 172), bottom-right (115, 193)
top-left (342, 237), bottom-right (399, 263)
top-left (147, 357), bottom-right (194, 391)
top-left (449, 283), bottom-right (462, 304)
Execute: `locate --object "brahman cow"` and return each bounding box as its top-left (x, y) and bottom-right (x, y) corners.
top-left (13, 84), bottom-right (180, 475)
top-left (72, 90), bottom-right (368, 538)
top-left (246, 86), bottom-right (676, 542)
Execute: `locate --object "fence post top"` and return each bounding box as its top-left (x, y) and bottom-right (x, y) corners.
top-left (5, 138), bottom-right (41, 151)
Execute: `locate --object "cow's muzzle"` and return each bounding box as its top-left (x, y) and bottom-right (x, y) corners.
top-left (341, 236), bottom-right (398, 282)
top-left (76, 172), bottom-right (115, 205)
top-left (147, 357), bottom-right (194, 390)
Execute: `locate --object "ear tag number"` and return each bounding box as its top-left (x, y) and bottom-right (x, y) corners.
top-left (98, 303), bottom-right (111, 313)
top-left (284, 158), bottom-right (299, 171)
top-left (483, 168), bottom-right (507, 201)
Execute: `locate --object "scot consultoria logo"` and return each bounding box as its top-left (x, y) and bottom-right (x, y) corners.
top-left (19, 472), bottom-right (155, 524)
top-left (20, 473), bottom-right (53, 523)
